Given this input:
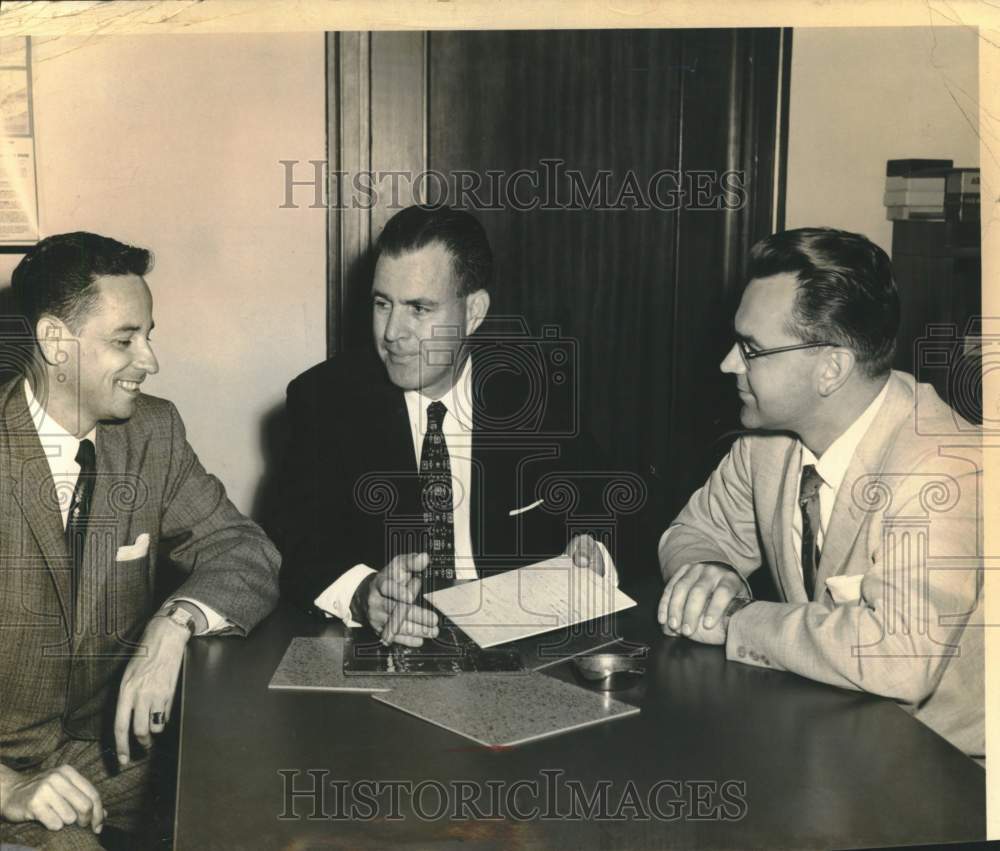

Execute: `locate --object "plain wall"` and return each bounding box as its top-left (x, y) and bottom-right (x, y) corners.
top-left (785, 26), bottom-right (980, 252)
top-left (0, 34), bottom-right (327, 516)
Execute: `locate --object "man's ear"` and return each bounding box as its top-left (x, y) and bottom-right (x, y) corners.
top-left (464, 289), bottom-right (490, 336)
top-left (816, 347), bottom-right (855, 397)
top-left (35, 314), bottom-right (73, 368)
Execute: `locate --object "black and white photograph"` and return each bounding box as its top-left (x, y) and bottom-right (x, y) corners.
top-left (0, 2), bottom-right (994, 849)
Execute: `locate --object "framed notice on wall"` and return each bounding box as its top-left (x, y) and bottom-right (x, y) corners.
top-left (0, 36), bottom-right (39, 246)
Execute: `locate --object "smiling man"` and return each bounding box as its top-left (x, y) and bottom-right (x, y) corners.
top-left (0, 232), bottom-right (280, 849)
top-left (657, 227), bottom-right (983, 759)
top-left (279, 205), bottom-right (620, 646)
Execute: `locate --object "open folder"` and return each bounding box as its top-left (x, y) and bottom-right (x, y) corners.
top-left (423, 555), bottom-right (637, 649)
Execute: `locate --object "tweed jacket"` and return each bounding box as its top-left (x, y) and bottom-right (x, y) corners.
top-left (0, 378), bottom-right (280, 765)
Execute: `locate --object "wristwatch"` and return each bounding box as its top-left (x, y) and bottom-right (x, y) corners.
top-left (722, 596), bottom-right (752, 629)
top-left (156, 602), bottom-right (197, 636)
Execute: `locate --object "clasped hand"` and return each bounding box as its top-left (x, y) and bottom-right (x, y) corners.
top-left (657, 561), bottom-right (746, 645)
top-left (0, 764), bottom-right (106, 835)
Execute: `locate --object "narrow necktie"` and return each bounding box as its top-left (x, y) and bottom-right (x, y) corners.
top-left (420, 401), bottom-right (454, 593)
top-left (62, 439), bottom-right (96, 734)
top-left (799, 463), bottom-right (824, 600)
top-left (66, 438), bottom-right (97, 603)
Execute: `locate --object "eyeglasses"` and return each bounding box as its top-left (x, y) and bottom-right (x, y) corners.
top-left (736, 339), bottom-right (835, 367)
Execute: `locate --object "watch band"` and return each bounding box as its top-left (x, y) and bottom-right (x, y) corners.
top-left (723, 596), bottom-right (752, 625)
top-left (156, 602), bottom-right (197, 635)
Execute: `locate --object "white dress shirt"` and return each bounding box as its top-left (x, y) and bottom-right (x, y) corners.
top-left (791, 379), bottom-right (890, 580)
top-left (314, 357), bottom-right (617, 626)
top-left (23, 380), bottom-right (228, 634)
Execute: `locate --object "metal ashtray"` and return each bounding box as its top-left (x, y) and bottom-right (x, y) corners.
top-left (571, 645), bottom-right (649, 691)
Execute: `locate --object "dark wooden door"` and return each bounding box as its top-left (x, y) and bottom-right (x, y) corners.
top-left (426, 29), bottom-right (784, 513)
top-left (329, 28), bottom-right (788, 518)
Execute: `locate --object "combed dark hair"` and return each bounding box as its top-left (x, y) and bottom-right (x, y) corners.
top-left (375, 205), bottom-right (493, 297)
top-left (11, 231), bottom-right (152, 335)
top-left (747, 227), bottom-right (900, 377)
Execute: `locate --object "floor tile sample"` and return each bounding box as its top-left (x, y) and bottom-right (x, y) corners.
top-left (268, 636), bottom-right (394, 693)
top-left (371, 671), bottom-right (640, 746)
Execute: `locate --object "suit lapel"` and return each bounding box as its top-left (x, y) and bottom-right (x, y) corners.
top-left (814, 375), bottom-right (910, 593)
top-left (92, 419), bottom-right (131, 534)
top-left (771, 440), bottom-right (807, 603)
top-left (469, 355), bottom-right (518, 559)
top-left (359, 376), bottom-right (419, 521)
top-left (1, 379), bottom-right (73, 630)
top-left (73, 420), bottom-right (132, 648)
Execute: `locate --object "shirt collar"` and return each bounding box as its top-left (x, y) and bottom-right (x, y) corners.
top-left (23, 378), bottom-right (97, 446)
top-left (800, 379), bottom-right (890, 492)
top-left (403, 355), bottom-right (474, 432)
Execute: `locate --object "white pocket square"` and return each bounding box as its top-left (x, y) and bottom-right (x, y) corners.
top-left (825, 573), bottom-right (864, 604)
top-left (116, 533), bottom-right (150, 561)
top-left (508, 498), bottom-right (545, 517)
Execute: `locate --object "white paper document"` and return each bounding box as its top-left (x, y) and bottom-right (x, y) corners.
top-left (424, 556), bottom-right (637, 648)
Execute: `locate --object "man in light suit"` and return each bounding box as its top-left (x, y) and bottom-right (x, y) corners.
top-left (279, 205), bottom-right (644, 645)
top-left (0, 232), bottom-right (281, 849)
top-left (657, 227), bottom-right (983, 758)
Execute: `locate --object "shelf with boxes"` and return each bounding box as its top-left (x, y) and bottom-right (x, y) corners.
top-left (887, 159), bottom-right (982, 424)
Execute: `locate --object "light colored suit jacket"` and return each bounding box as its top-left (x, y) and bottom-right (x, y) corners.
top-left (660, 371), bottom-right (983, 757)
top-left (0, 378), bottom-right (281, 765)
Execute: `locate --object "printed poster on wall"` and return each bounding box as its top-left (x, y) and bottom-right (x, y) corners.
top-left (0, 36), bottom-right (38, 245)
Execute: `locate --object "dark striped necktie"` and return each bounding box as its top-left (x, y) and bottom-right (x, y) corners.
top-left (420, 401), bottom-right (454, 593)
top-left (66, 438), bottom-right (97, 608)
top-left (799, 463), bottom-right (824, 600)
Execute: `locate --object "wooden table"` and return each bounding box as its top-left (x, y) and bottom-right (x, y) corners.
top-left (174, 579), bottom-right (985, 849)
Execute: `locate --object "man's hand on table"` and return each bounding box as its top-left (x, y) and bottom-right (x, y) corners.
top-left (114, 610), bottom-right (191, 767)
top-left (657, 561), bottom-right (749, 645)
top-left (0, 763), bottom-right (106, 835)
top-left (351, 552), bottom-right (440, 648)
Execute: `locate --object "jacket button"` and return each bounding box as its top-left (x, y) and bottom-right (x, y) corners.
top-left (737, 646), bottom-right (746, 658)
top-left (750, 650), bottom-right (759, 661)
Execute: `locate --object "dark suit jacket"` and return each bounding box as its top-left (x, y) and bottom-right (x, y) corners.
top-left (278, 347), bottom-right (654, 616)
top-left (0, 378), bottom-right (281, 765)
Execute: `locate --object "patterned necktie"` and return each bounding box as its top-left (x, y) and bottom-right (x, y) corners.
top-left (66, 438), bottom-right (97, 605)
top-left (420, 401), bottom-right (454, 593)
top-left (799, 463), bottom-right (824, 600)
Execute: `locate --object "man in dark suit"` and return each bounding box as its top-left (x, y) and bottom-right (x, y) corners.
top-left (0, 233), bottom-right (281, 849)
top-left (279, 205), bottom-right (638, 645)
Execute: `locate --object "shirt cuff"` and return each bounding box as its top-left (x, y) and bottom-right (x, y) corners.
top-left (313, 564), bottom-right (378, 628)
top-left (169, 597), bottom-right (230, 636)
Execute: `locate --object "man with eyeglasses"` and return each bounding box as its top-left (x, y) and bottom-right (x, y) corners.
top-left (657, 227), bottom-right (983, 759)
